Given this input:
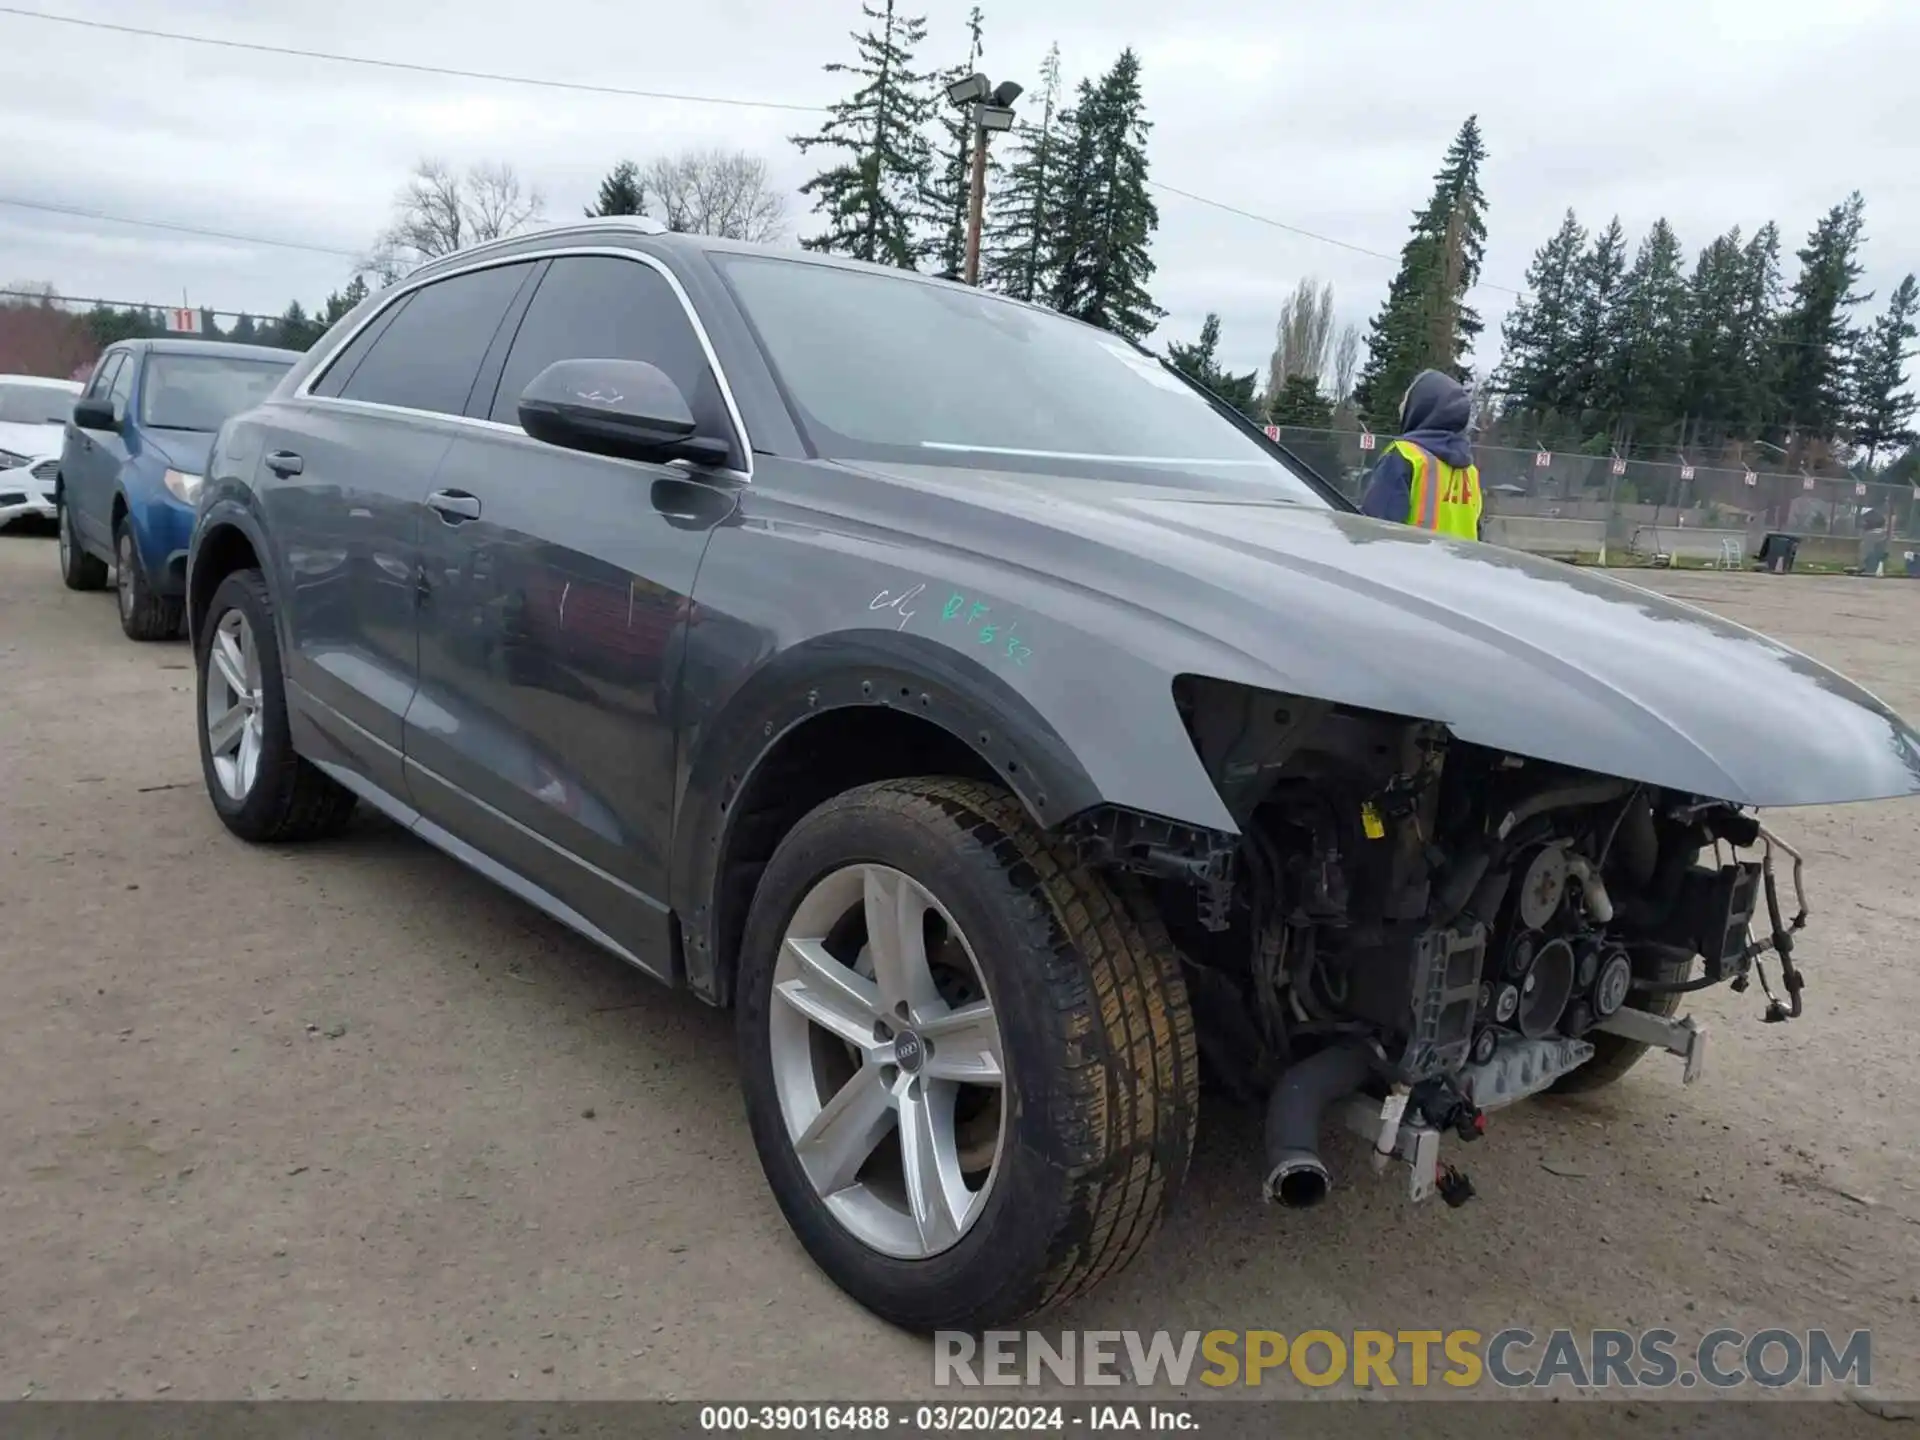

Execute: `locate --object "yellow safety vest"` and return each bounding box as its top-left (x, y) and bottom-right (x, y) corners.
top-left (1389, 439), bottom-right (1482, 540)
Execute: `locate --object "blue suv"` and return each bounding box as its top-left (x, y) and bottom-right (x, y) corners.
top-left (59, 338), bottom-right (297, 639)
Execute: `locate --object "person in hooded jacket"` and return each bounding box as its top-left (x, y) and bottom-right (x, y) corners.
top-left (1359, 368), bottom-right (1484, 540)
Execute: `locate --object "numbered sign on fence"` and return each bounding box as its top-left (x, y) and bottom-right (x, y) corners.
top-left (1358, 431), bottom-right (1375, 451)
top-left (1743, 470), bottom-right (1757, 487)
top-left (1610, 458), bottom-right (1627, 476)
top-left (1534, 450), bottom-right (1551, 468)
top-left (1262, 424), bottom-right (1280, 441)
top-left (1804, 476), bottom-right (1816, 490)
top-left (165, 307), bottom-right (201, 334)
top-left (1855, 482), bottom-right (1868, 497)
top-left (1680, 464), bottom-right (1695, 480)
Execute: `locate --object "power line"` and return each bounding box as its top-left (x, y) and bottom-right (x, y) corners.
top-left (0, 5), bottom-right (826, 113)
top-left (0, 2), bottom-right (1432, 281)
top-left (0, 194), bottom-right (361, 258)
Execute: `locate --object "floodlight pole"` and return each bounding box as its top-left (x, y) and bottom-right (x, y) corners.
top-left (963, 126), bottom-right (991, 286)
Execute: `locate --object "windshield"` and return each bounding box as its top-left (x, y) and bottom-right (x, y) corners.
top-left (0, 382), bottom-right (77, 426)
top-left (716, 254), bottom-right (1328, 502)
top-left (139, 354), bottom-right (291, 431)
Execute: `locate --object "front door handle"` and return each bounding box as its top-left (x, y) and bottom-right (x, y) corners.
top-left (428, 489), bottom-right (481, 523)
top-left (265, 450), bottom-right (304, 477)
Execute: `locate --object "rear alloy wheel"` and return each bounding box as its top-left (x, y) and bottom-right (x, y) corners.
top-left (115, 517), bottom-right (184, 641)
top-left (58, 499), bottom-right (108, 591)
top-left (196, 568), bottom-right (356, 842)
top-left (737, 777), bottom-right (1199, 1332)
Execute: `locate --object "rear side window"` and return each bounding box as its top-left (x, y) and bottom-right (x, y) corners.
top-left (486, 256), bottom-right (738, 465)
top-left (335, 263), bottom-right (532, 416)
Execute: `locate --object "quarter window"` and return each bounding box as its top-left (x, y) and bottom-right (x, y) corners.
top-left (334, 262), bottom-right (533, 416)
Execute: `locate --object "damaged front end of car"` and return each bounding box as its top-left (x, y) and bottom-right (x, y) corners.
top-left (1070, 674), bottom-right (1819, 1213)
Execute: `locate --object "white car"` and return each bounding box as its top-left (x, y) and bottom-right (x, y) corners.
top-left (0, 374), bottom-right (82, 527)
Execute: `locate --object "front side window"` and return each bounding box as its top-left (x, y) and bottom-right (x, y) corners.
top-left (0, 383), bottom-right (76, 426)
top-left (140, 354), bottom-right (293, 431)
top-left (335, 262), bottom-right (533, 416)
top-left (85, 352), bottom-right (123, 400)
top-left (717, 254), bottom-right (1328, 502)
top-left (486, 256), bottom-right (739, 466)
top-left (107, 354), bottom-right (136, 423)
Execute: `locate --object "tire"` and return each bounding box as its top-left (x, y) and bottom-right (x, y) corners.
top-left (196, 567), bottom-right (357, 843)
top-left (736, 776), bottom-right (1199, 1332)
top-left (58, 498), bottom-right (108, 591)
top-left (115, 516), bottom-right (184, 641)
top-left (1550, 944), bottom-right (1690, 1093)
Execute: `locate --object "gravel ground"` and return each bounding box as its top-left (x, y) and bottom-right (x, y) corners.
top-left (1, 529), bottom-right (1916, 1407)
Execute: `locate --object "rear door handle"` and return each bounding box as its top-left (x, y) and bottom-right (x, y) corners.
top-left (265, 450), bottom-right (304, 477)
top-left (428, 489), bottom-right (481, 523)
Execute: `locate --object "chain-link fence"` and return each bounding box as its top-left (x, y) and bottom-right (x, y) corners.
top-left (1268, 425), bottom-right (1920, 571)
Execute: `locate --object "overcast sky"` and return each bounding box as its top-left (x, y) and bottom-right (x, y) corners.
top-left (1, 0), bottom-right (1915, 388)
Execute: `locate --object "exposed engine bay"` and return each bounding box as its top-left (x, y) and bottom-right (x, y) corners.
top-left (1074, 676), bottom-right (1813, 1211)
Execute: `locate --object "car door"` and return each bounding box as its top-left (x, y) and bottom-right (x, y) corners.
top-left (405, 251), bottom-right (744, 977)
top-left (257, 259), bottom-right (540, 804)
top-left (66, 350), bottom-right (129, 555)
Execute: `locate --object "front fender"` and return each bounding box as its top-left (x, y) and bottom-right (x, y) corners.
top-left (669, 630), bottom-right (1107, 980)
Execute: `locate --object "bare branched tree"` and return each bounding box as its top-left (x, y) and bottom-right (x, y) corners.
top-left (1267, 279), bottom-right (1337, 396)
top-left (1332, 322), bottom-right (1361, 407)
top-left (365, 159), bottom-right (546, 282)
top-left (639, 149), bottom-right (788, 243)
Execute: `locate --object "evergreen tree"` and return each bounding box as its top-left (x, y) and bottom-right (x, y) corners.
top-left (1163, 312), bottom-right (1259, 417)
top-left (925, 7), bottom-right (987, 279)
top-left (791, 0), bottom-right (936, 269)
top-left (1494, 208), bottom-right (1586, 421)
top-left (198, 306), bottom-right (221, 339)
top-left (1610, 219), bottom-right (1691, 441)
top-left (277, 300), bottom-right (322, 351)
top-left (1266, 372), bottom-right (1335, 429)
top-left (1850, 273), bottom-right (1918, 465)
top-left (1679, 228), bottom-right (1748, 450)
top-left (1728, 223), bottom-right (1784, 445)
top-left (322, 275), bottom-right (370, 327)
top-left (983, 43), bottom-right (1064, 301)
top-left (1044, 50), bottom-right (1160, 340)
top-left (587, 161), bottom-right (648, 218)
top-left (1565, 217), bottom-right (1627, 422)
top-left (1774, 192), bottom-right (1870, 444)
top-left (229, 313), bottom-right (258, 345)
top-left (1353, 116), bottom-right (1490, 426)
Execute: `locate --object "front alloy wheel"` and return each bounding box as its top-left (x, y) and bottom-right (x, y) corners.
top-left (737, 778), bottom-right (1199, 1332)
top-left (769, 863), bottom-right (1006, 1259)
top-left (204, 608), bottom-right (265, 802)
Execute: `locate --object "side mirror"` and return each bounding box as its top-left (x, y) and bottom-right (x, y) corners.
top-left (72, 396), bottom-right (116, 431)
top-left (518, 359), bottom-right (731, 468)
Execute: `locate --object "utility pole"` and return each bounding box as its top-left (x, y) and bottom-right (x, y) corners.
top-left (945, 73), bottom-right (1023, 287)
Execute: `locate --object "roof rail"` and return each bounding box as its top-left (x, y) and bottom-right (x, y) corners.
top-left (451, 214), bottom-right (669, 263)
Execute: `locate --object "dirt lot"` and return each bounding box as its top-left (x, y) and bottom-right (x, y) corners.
top-left (1, 529), bottom-right (1916, 1405)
